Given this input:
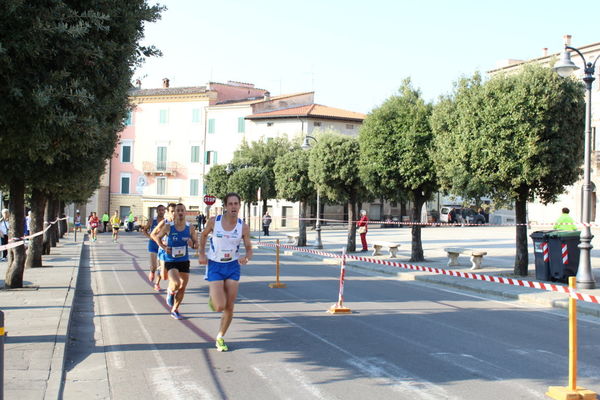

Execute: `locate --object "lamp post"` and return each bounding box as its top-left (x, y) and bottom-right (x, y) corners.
top-left (301, 135), bottom-right (323, 249)
top-left (554, 46), bottom-right (599, 289)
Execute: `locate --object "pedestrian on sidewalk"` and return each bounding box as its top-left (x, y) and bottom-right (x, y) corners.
top-left (152, 203), bottom-right (198, 320)
top-left (553, 207), bottom-right (577, 231)
top-left (199, 192), bottom-right (253, 352)
top-left (262, 211), bottom-right (272, 236)
top-left (357, 209), bottom-right (369, 252)
top-left (0, 208), bottom-right (9, 261)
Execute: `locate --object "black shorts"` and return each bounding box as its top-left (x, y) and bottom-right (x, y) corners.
top-left (112, 227), bottom-right (119, 231)
top-left (164, 260), bottom-right (190, 273)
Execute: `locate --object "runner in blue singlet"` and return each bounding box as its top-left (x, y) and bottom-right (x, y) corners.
top-left (143, 204), bottom-right (165, 291)
top-left (153, 203), bottom-right (198, 320)
top-left (199, 192), bottom-right (253, 352)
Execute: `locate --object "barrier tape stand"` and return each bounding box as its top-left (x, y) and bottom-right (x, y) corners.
top-left (268, 239), bottom-right (287, 288)
top-left (327, 248), bottom-right (351, 314)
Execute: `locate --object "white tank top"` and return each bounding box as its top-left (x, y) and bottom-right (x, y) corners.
top-left (208, 215), bottom-right (243, 263)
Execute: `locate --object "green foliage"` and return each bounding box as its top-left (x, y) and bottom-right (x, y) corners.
top-left (227, 167), bottom-right (264, 203)
top-left (273, 149), bottom-right (314, 202)
top-left (205, 165), bottom-right (230, 200)
top-left (431, 65), bottom-right (585, 205)
top-left (358, 79), bottom-right (437, 202)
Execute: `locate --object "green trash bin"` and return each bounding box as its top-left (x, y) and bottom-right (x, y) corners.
top-left (547, 230), bottom-right (581, 283)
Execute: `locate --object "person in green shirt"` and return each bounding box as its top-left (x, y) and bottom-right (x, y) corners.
top-left (101, 213), bottom-right (110, 232)
top-left (553, 207), bottom-right (577, 231)
top-left (127, 211), bottom-right (135, 232)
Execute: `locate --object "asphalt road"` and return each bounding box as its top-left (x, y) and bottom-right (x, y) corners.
top-left (62, 232), bottom-right (600, 399)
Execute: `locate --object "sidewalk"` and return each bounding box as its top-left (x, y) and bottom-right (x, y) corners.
top-left (255, 226), bottom-right (600, 317)
top-left (0, 236), bottom-right (83, 400)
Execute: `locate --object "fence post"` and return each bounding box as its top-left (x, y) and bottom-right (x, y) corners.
top-left (268, 239), bottom-right (287, 288)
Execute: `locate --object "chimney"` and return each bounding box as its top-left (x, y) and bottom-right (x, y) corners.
top-left (264, 91), bottom-right (271, 101)
top-left (162, 78), bottom-right (170, 88)
top-left (135, 79), bottom-right (142, 89)
top-left (563, 34), bottom-right (572, 46)
top-left (542, 48), bottom-right (548, 57)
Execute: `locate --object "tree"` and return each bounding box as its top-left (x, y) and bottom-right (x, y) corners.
top-left (359, 79), bottom-right (436, 261)
top-left (309, 133), bottom-right (367, 252)
top-left (431, 65), bottom-right (585, 275)
top-left (274, 148), bottom-right (314, 246)
top-left (205, 165), bottom-right (231, 201)
top-left (227, 167), bottom-right (265, 223)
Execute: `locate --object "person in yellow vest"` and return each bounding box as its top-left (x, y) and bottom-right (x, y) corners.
top-left (110, 210), bottom-right (121, 242)
top-left (553, 207), bottom-right (577, 231)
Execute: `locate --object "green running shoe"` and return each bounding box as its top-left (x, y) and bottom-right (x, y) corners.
top-left (216, 337), bottom-right (228, 352)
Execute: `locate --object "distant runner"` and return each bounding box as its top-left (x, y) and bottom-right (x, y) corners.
top-left (110, 210), bottom-right (121, 243)
top-left (88, 212), bottom-right (100, 242)
top-left (143, 204), bottom-right (166, 291)
top-left (199, 192), bottom-right (252, 352)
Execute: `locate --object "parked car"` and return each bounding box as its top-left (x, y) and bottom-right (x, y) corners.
top-left (439, 205), bottom-right (462, 223)
top-left (440, 206), bottom-right (486, 224)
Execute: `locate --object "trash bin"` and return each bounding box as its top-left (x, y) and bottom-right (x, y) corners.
top-left (530, 230), bottom-right (555, 281)
top-left (547, 230), bottom-right (581, 283)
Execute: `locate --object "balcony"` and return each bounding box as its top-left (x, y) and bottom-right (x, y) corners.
top-left (142, 161), bottom-right (178, 176)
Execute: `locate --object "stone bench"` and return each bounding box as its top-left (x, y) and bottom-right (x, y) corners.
top-left (286, 234), bottom-right (299, 245)
top-left (444, 247), bottom-right (488, 270)
top-left (372, 241), bottom-right (401, 258)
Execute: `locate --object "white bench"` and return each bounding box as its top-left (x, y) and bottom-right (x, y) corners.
top-left (371, 241), bottom-right (401, 258)
top-left (286, 234), bottom-right (299, 245)
top-left (444, 247), bottom-right (487, 270)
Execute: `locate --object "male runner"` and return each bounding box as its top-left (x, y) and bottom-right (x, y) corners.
top-left (74, 211), bottom-right (82, 233)
top-left (110, 210), bottom-right (121, 242)
top-left (88, 212), bottom-right (100, 242)
top-left (143, 204), bottom-right (165, 291)
top-left (199, 192), bottom-right (252, 352)
top-left (152, 203), bottom-right (176, 284)
top-left (152, 203), bottom-right (198, 320)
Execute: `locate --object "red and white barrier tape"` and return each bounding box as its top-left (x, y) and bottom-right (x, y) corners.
top-left (0, 217), bottom-right (67, 252)
top-left (258, 241), bottom-right (600, 305)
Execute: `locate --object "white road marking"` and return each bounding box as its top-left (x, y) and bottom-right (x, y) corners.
top-left (252, 363), bottom-right (328, 400)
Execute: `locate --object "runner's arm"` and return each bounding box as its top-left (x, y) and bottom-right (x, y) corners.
top-left (198, 217), bottom-right (215, 264)
top-left (150, 222), bottom-right (169, 251)
top-left (239, 223), bottom-right (253, 265)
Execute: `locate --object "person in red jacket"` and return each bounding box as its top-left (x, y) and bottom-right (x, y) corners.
top-left (357, 209), bottom-right (369, 252)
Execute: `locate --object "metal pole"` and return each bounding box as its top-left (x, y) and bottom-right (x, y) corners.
top-left (315, 189), bottom-right (323, 249)
top-left (568, 277), bottom-right (577, 391)
top-left (577, 72), bottom-right (596, 289)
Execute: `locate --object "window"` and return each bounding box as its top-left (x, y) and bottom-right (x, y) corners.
top-left (191, 145), bottom-right (200, 163)
top-left (157, 146), bottom-right (167, 171)
top-left (208, 118), bottom-right (215, 133)
top-left (313, 121), bottom-right (321, 127)
top-left (190, 179), bottom-right (199, 196)
top-left (159, 109), bottom-right (169, 124)
top-left (238, 117), bottom-right (245, 133)
top-left (205, 151), bottom-right (218, 165)
top-left (346, 124), bottom-right (354, 129)
top-left (156, 177), bottom-right (166, 195)
top-left (120, 174), bottom-right (131, 194)
top-left (125, 111), bottom-right (133, 126)
top-left (121, 141), bottom-right (132, 163)
top-left (192, 108), bottom-right (201, 123)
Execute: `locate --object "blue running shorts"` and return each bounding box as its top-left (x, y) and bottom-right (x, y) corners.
top-left (148, 240), bottom-right (159, 253)
top-left (205, 259), bottom-right (241, 282)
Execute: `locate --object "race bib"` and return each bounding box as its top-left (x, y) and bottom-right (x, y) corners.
top-left (217, 248), bottom-right (234, 262)
top-left (172, 246), bottom-right (186, 258)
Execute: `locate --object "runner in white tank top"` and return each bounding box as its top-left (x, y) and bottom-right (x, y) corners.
top-left (199, 192), bottom-right (253, 352)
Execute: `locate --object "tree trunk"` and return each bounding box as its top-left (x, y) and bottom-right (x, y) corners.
top-left (514, 185), bottom-right (529, 276)
top-left (53, 199), bottom-right (60, 244)
top-left (25, 189), bottom-right (47, 269)
top-left (262, 199), bottom-right (267, 216)
top-left (5, 179), bottom-right (26, 288)
top-left (298, 200), bottom-right (307, 246)
top-left (58, 200), bottom-right (66, 238)
top-left (346, 193), bottom-right (357, 252)
top-left (410, 190), bottom-right (425, 262)
top-left (43, 199), bottom-right (52, 255)
top-left (400, 199), bottom-right (407, 220)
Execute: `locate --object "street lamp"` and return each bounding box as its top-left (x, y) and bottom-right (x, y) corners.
top-left (554, 46), bottom-right (599, 289)
top-left (301, 135), bottom-right (323, 249)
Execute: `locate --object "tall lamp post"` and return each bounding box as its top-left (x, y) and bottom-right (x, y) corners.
top-left (554, 46), bottom-right (599, 289)
top-left (301, 135), bottom-right (323, 249)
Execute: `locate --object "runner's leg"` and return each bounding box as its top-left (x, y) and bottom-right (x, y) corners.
top-left (218, 279), bottom-right (239, 337)
top-left (173, 272), bottom-right (189, 311)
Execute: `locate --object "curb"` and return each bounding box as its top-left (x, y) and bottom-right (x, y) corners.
top-left (258, 245), bottom-right (600, 318)
top-left (44, 239), bottom-right (84, 400)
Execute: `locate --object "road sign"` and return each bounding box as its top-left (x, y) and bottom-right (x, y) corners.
top-left (203, 195), bottom-right (216, 206)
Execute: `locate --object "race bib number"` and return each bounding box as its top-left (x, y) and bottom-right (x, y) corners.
top-left (172, 246), bottom-right (186, 258)
top-left (218, 249), bottom-right (234, 262)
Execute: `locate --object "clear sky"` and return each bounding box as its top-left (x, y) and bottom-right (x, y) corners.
top-left (137, 0), bottom-right (600, 114)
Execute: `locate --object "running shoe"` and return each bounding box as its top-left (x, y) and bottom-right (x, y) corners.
top-left (208, 296), bottom-right (215, 312)
top-left (166, 291), bottom-right (174, 307)
top-left (215, 337), bottom-right (228, 352)
top-left (153, 283), bottom-right (161, 292)
top-left (170, 310), bottom-right (182, 320)
top-left (149, 271), bottom-right (155, 282)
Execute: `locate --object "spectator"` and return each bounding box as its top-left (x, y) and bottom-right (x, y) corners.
top-left (262, 212), bottom-right (272, 236)
top-left (553, 207), bottom-right (577, 231)
top-left (357, 209), bottom-right (369, 252)
top-left (196, 212), bottom-right (206, 232)
top-left (0, 208), bottom-right (9, 261)
top-left (101, 212), bottom-right (110, 232)
top-left (127, 210), bottom-right (135, 232)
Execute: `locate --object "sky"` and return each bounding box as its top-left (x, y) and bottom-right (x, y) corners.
top-left (136, 0), bottom-right (600, 114)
